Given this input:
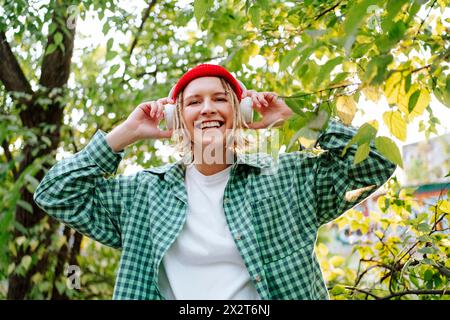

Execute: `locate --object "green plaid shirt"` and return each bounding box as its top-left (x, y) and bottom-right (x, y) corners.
top-left (34, 118), bottom-right (396, 300)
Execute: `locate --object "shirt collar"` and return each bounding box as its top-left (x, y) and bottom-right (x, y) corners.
top-left (144, 152), bottom-right (274, 184)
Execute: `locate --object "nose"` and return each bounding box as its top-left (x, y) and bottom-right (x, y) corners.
top-left (200, 98), bottom-right (217, 116)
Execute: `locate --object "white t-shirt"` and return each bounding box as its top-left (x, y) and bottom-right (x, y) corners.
top-left (158, 163), bottom-right (260, 300)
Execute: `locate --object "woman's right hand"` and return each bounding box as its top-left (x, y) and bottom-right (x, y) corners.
top-left (106, 97), bottom-right (175, 152)
top-left (124, 97), bottom-right (175, 140)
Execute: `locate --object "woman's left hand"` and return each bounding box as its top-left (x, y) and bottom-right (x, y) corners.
top-left (242, 90), bottom-right (293, 129)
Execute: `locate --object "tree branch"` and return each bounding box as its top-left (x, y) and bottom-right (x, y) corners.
top-left (128, 0), bottom-right (157, 58)
top-left (345, 286), bottom-right (449, 300)
top-left (39, 3), bottom-right (76, 89)
top-left (344, 286), bottom-right (381, 299)
top-left (315, 2), bottom-right (341, 22)
top-left (279, 82), bottom-right (361, 99)
top-left (121, 0), bottom-right (157, 83)
top-left (0, 32), bottom-right (33, 98)
top-left (413, 0), bottom-right (437, 41)
top-left (135, 54), bottom-right (227, 78)
top-left (380, 289), bottom-right (450, 300)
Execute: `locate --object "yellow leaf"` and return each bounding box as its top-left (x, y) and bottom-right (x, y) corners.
top-left (384, 72), bottom-right (405, 105)
top-left (315, 243), bottom-right (329, 257)
top-left (336, 95), bottom-right (357, 125)
top-left (438, 200), bottom-right (450, 214)
top-left (20, 255), bottom-right (32, 271)
top-left (330, 256), bottom-right (345, 267)
top-left (383, 110), bottom-right (407, 141)
top-left (362, 86), bottom-right (381, 103)
top-left (385, 72), bottom-right (430, 119)
top-left (248, 43), bottom-right (260, 57)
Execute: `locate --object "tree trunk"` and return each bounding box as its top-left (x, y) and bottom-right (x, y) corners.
top-left (1, 2), bottom-right (76, 299)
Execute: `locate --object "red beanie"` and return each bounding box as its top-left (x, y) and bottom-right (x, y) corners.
top-left (170, 64), bottom-right (243, 102)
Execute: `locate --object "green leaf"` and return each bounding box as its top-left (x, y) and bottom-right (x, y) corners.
top-left (404, 73), bottom-right (412, 93)
top-left (20, 255), bottom-right (32, 271)
top-left (53, 32), bottom-right (63, 45)
top-left (433, 76), bottom-right (450, 108)
top-left (102, 22), bottom-right (111, 35)
top-left (354, 142), bottom-right (370, 165)
top-left (249, 5), bottom-right (260, 28)
top-left (280, 45), bottom-right (300, 71)
top-left (330, 284), bottom-right (346, 295)
top-left (408, 89), bottom-right (420, 113)
top-left (106, 50), bottom-right (118, 61)
top-left (257, 0), bottom-right (269, 10)
top-left (17, 199), bottom-right (33, 214)
top-left (382, 110), bottom-right (407, 141)
top-left (25, 174), bottom-right (40, 193)
top-left (364, 54), bottom-right (393, 85)
top-left (409, 273), bottom-right (419, 288)
top-left (418, 247), bottom-right (437, 254)
top-left (381, 0), bottom-right (408, 32)
top-left (424, 269), bottom-right (433, 281)
top-left (342, 0), bottom-right (377, 50)
top-left (45, 43), bottom-right (58, 55)
top-left (109, 64), bottom-right (120, 75)
top-left (374, 136), bottom-right (403, 168)
top-left (48, 23), bottom-right (57, 35)
top-left (285, 96), bottom-right (307, 115)
top-left (194, 0), bottom-right (209, 26)
top-left (417, 223), bottom-right (431, 233)
top-left (107, 38), bottom-right (114, 52)
top-left (342, 121), bottom-right (378, 156)
top-left (406, 88), bottom-right (430, 118)
top-left (314, 57), bottom-right (344, 88)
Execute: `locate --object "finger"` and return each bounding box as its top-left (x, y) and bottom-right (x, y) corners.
top-left (251, 95), bottom-right (262, 109)
top-left (247, 121), bottom-right (265, 129)
top-left (156, 100), bottom-right (164, 118)
top-left (256, 94), bottom-right (268, 107)
top-left (150, 101), bottom-right (158, 118)
top-left (158, 97), bottom-right (175, 105)
top-left (264, 92), bottom-right (278, 103)
top-left (138, 102), bottom-right (151, 116)
top-left (158, 128), bottom-right (173, 139)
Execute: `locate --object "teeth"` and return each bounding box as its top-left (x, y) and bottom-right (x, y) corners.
top-left (200, 121), bottom-right (222, 129)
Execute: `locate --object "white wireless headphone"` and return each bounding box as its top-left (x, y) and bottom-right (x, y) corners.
top-left (163, 80), bottom-right (253, 129)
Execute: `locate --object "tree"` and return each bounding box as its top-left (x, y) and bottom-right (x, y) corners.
top-left (317, 175), bottom-right (449, 300)
top-left (0, 0), bottom-right (448, 299)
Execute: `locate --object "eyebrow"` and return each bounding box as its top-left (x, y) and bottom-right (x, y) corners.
top-left (184, 91), bottom-right (228, 101)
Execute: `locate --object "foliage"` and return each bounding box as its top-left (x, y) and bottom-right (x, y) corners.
top-left (317, 176), bottom-right (450, 300)
top-left (0, 0), bottom-right (449, 299)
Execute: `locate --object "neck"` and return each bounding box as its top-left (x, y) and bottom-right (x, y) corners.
top-left (194, 162), bottom-right (231, 176)
top-left (191, 145), bottom-right (235, 176)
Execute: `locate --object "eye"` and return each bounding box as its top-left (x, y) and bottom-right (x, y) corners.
top-left (188, 100), bottom-right (199, 105)
top-left (217, 98), bottom-right (227, 102)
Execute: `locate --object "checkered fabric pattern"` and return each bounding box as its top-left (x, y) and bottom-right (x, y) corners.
top-left (34, 118), bottom-right (396, 300)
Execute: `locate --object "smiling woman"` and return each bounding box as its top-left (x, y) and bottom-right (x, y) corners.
top-left (174, 76), bottom-right (247, 174)
top-left (33, 63), bottom-right (397, 300)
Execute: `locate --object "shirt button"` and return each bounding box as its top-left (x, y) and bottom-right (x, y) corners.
top-left (223, 198), bottom-right (230, 204)
top-left (236, 233), bottom-right (242, 240)
top-left (255, 274), bottom-right (262, 282)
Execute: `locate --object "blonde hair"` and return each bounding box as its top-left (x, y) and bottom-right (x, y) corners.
top-left (172, 77), bottom-right (250, 163)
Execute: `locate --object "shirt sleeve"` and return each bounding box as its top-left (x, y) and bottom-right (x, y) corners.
top-left (33, 130), bottom-right (139, 249)
top-left (313, 118), bottom-right (397, 226)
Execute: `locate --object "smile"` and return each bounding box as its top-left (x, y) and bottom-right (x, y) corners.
top-left (195, 120), bottom-right (225, 130)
